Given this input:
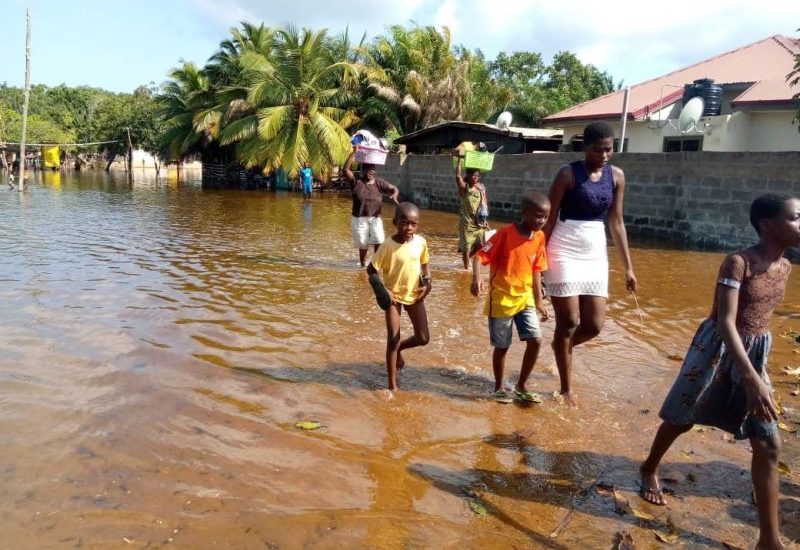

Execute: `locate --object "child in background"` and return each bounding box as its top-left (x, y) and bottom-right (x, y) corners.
top-left (299, 162), bottom-right (313, 201)
top-left (640, 194), bottom-right (800, 550)
top-left (455, 157), bottom-right (491, 270)
top-left (343, 146), bottom-right (400, 267)
top-left (367, 202), bottom-right (432, 392)
top-left (472, 192), bottom-right (551, 403)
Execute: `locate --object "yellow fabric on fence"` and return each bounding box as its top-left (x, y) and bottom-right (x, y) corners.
top-left (42, 146), bottom-right (60, 169)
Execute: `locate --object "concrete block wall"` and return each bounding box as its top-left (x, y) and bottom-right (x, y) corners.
top-left (379, 151), bottom-right (800, 252)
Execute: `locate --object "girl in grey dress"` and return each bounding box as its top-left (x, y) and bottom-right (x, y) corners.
top-left (640, 194), bottom-right (800, 550)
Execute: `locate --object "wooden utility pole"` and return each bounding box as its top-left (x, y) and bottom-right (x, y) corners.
top-left (18, 9), bottom-right (31, 192)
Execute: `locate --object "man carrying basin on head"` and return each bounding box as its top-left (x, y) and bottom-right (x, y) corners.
top-left (343, 144), bottom-right (399, 267)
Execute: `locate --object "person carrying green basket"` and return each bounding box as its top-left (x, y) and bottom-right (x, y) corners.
top-left (455, 155), bottom-right (491, 270)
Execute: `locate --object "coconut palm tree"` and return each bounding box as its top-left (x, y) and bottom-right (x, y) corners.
top-left (361, 24), bottom-right (471, 135)
top-left (157, 62), bottom-right (215, 160)
top-left (217, 25), bottom-right (360, 177)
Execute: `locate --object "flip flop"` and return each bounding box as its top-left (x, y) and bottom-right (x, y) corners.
top-left (491, 390), bottom-right (513, 404)
top-left (513, 389), bottom-right (543, 404)
top-left (639, 484), bottom-right (667, 506)
top-left (368, 274), bottom-right (393, 311)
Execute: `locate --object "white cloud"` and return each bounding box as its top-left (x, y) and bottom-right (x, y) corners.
top-left (188, 0), bottom-right (427, 38)
top-left (188, 0), bottom-right (800, 84)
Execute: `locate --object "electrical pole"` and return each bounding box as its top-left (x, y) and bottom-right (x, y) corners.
top-left (18, 8), bottom-right (31, 192)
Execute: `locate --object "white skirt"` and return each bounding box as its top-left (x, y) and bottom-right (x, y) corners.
top-left (544, 219), bottom-right (608, 298)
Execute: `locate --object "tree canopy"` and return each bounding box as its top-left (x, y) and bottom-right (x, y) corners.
top-left (1, 22), bottom-right (617, 173)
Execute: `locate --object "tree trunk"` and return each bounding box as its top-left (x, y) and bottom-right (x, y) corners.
top-left (105, 157), bottom-right (114, 172)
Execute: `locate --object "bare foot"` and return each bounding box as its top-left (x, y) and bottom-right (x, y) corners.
top-left (561, 391), bottom-right (578, 408)
top-left (397, 353), bottom-right (405, 372)
top-left (639, 465), bottom-right (667, 506)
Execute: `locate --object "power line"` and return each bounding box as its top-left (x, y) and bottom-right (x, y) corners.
top-left (0, 140), bottom-right (121, 147)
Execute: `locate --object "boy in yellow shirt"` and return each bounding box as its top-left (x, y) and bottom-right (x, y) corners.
top-left (472, 192), bottom-right (551, 403)
top-left (367, 203), bottom-right (432, 391)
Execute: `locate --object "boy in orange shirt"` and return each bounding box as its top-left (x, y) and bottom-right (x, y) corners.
top-left (471, 192), bottom-right (551, 403)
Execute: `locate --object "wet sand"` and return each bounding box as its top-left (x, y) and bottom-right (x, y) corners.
top-left (0, 170), bottom-right (798, 549)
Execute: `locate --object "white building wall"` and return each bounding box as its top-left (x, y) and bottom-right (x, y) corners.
top-left (699, 113), bottom-right (750, 151)
top-left (131, 149), bottom-right (160, 168)
top-left (746, 111), bottom-right (800, 151)
top-left (557, 109), bottom-right (800, 153)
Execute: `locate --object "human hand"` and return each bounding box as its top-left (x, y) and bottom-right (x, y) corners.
top-left (745, 379), bottom-right (778, 422)
top-left (625, 269), bottom-right (637, 292)
top-left (536, 305), bottom-right (549, 322)
top-left (416, 278), bottom-right (432, 300)
top-left (471, 279), bottom-right (483, 297)
top-left (391, 191), bottom-right (399, 204)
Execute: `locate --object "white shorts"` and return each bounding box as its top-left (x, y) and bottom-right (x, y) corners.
top-left (351, 216), bottom-right (385, 248)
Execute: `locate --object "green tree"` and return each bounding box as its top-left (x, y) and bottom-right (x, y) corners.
top-left (88, 86), bottom-right (165, 170)
top-left (488, 50), bottom-right (615, 126)
top-left (361, 24), bottom-right (471, 134)
top-left (543, 51), bottom-right (615, 113)
top-left (490, 51), bottom-right (548, 126)
top-left (157, 62), bottom-right (216, 161)
top-left (458, 48), bottom-right (513, 124)
top-left (0, 104), bottom-right (74, 144)
top-left (217, 25), bottom-right (360, 177)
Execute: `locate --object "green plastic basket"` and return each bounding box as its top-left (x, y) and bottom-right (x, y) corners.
top-left (464, 150), bottom-right (494, 171)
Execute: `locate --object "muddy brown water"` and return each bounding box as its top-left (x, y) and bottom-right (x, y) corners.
top-left (0, 170), bottom-right (798, 549)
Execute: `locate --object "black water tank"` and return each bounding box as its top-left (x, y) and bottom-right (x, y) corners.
top-left (682, 78), bottom-right (723, 116)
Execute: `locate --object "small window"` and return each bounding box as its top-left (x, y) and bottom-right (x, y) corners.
top-left (568, 135), bottom-right (628, 152)
top-left (663, 137), bottom-right (702, 152)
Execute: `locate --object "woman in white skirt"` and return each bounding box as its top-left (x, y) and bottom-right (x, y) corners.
top-left (543, 122), bottom-right (637, 406)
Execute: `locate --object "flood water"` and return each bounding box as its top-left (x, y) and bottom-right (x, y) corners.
top-left (0, 169), bottom-right (798, 549)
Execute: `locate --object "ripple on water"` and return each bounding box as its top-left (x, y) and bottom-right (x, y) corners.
top-left (1, 172), bottom-right (798, 548)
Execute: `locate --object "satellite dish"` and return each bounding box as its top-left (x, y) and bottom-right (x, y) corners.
top-left (496, 111), bottom-right (513, 129)
top-left (677, 97), bottom-right (704, 134)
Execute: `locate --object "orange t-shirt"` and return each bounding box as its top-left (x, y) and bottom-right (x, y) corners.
top-left (475, 223), bottom-right (548, 318)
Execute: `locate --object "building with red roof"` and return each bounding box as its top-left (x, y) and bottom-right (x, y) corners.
top-left (543, 35), bottom-right (800, 153)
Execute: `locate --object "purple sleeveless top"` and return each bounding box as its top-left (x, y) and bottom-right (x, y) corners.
top-left (559, 161), bottom-right (614, 222)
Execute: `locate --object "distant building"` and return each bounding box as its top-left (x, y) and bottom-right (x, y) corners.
top-left (543, 35), bottom-right (800, 153)
top-left (131, 149), bottom-right (162, 168)
top-left (393, 121), bottom-right (563, 154)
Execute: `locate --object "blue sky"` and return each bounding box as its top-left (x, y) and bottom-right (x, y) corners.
top-left (1, 0), bottom-right (798, 93)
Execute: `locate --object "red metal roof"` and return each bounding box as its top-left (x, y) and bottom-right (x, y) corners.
top-left (543, 35), bottom-right (800, 124)
top-left (731, 79), bottom-right (797, 105)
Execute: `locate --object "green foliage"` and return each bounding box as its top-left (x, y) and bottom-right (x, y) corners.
top-left (458, 48), bottom-right (513, 124)
top-left (0, 104), bottom-right (74, 144)
top-left (90, 85), bottom-right (165, 157)
top-left (489, 50), bottom-right (615, 126)
top-left (0, 81), bottom-right (164, 158)
top-left (1, 21), bottom-right (619, 174)
top-left (360, 24), bottom-right (470, 135)
top-left (218, 26), bottom-right (360, 177)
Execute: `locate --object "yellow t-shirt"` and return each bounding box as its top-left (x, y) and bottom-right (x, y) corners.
top-left (371, 235), bottom-right (429, 305)
top-left (475, 224), bottom-right (548, 318)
